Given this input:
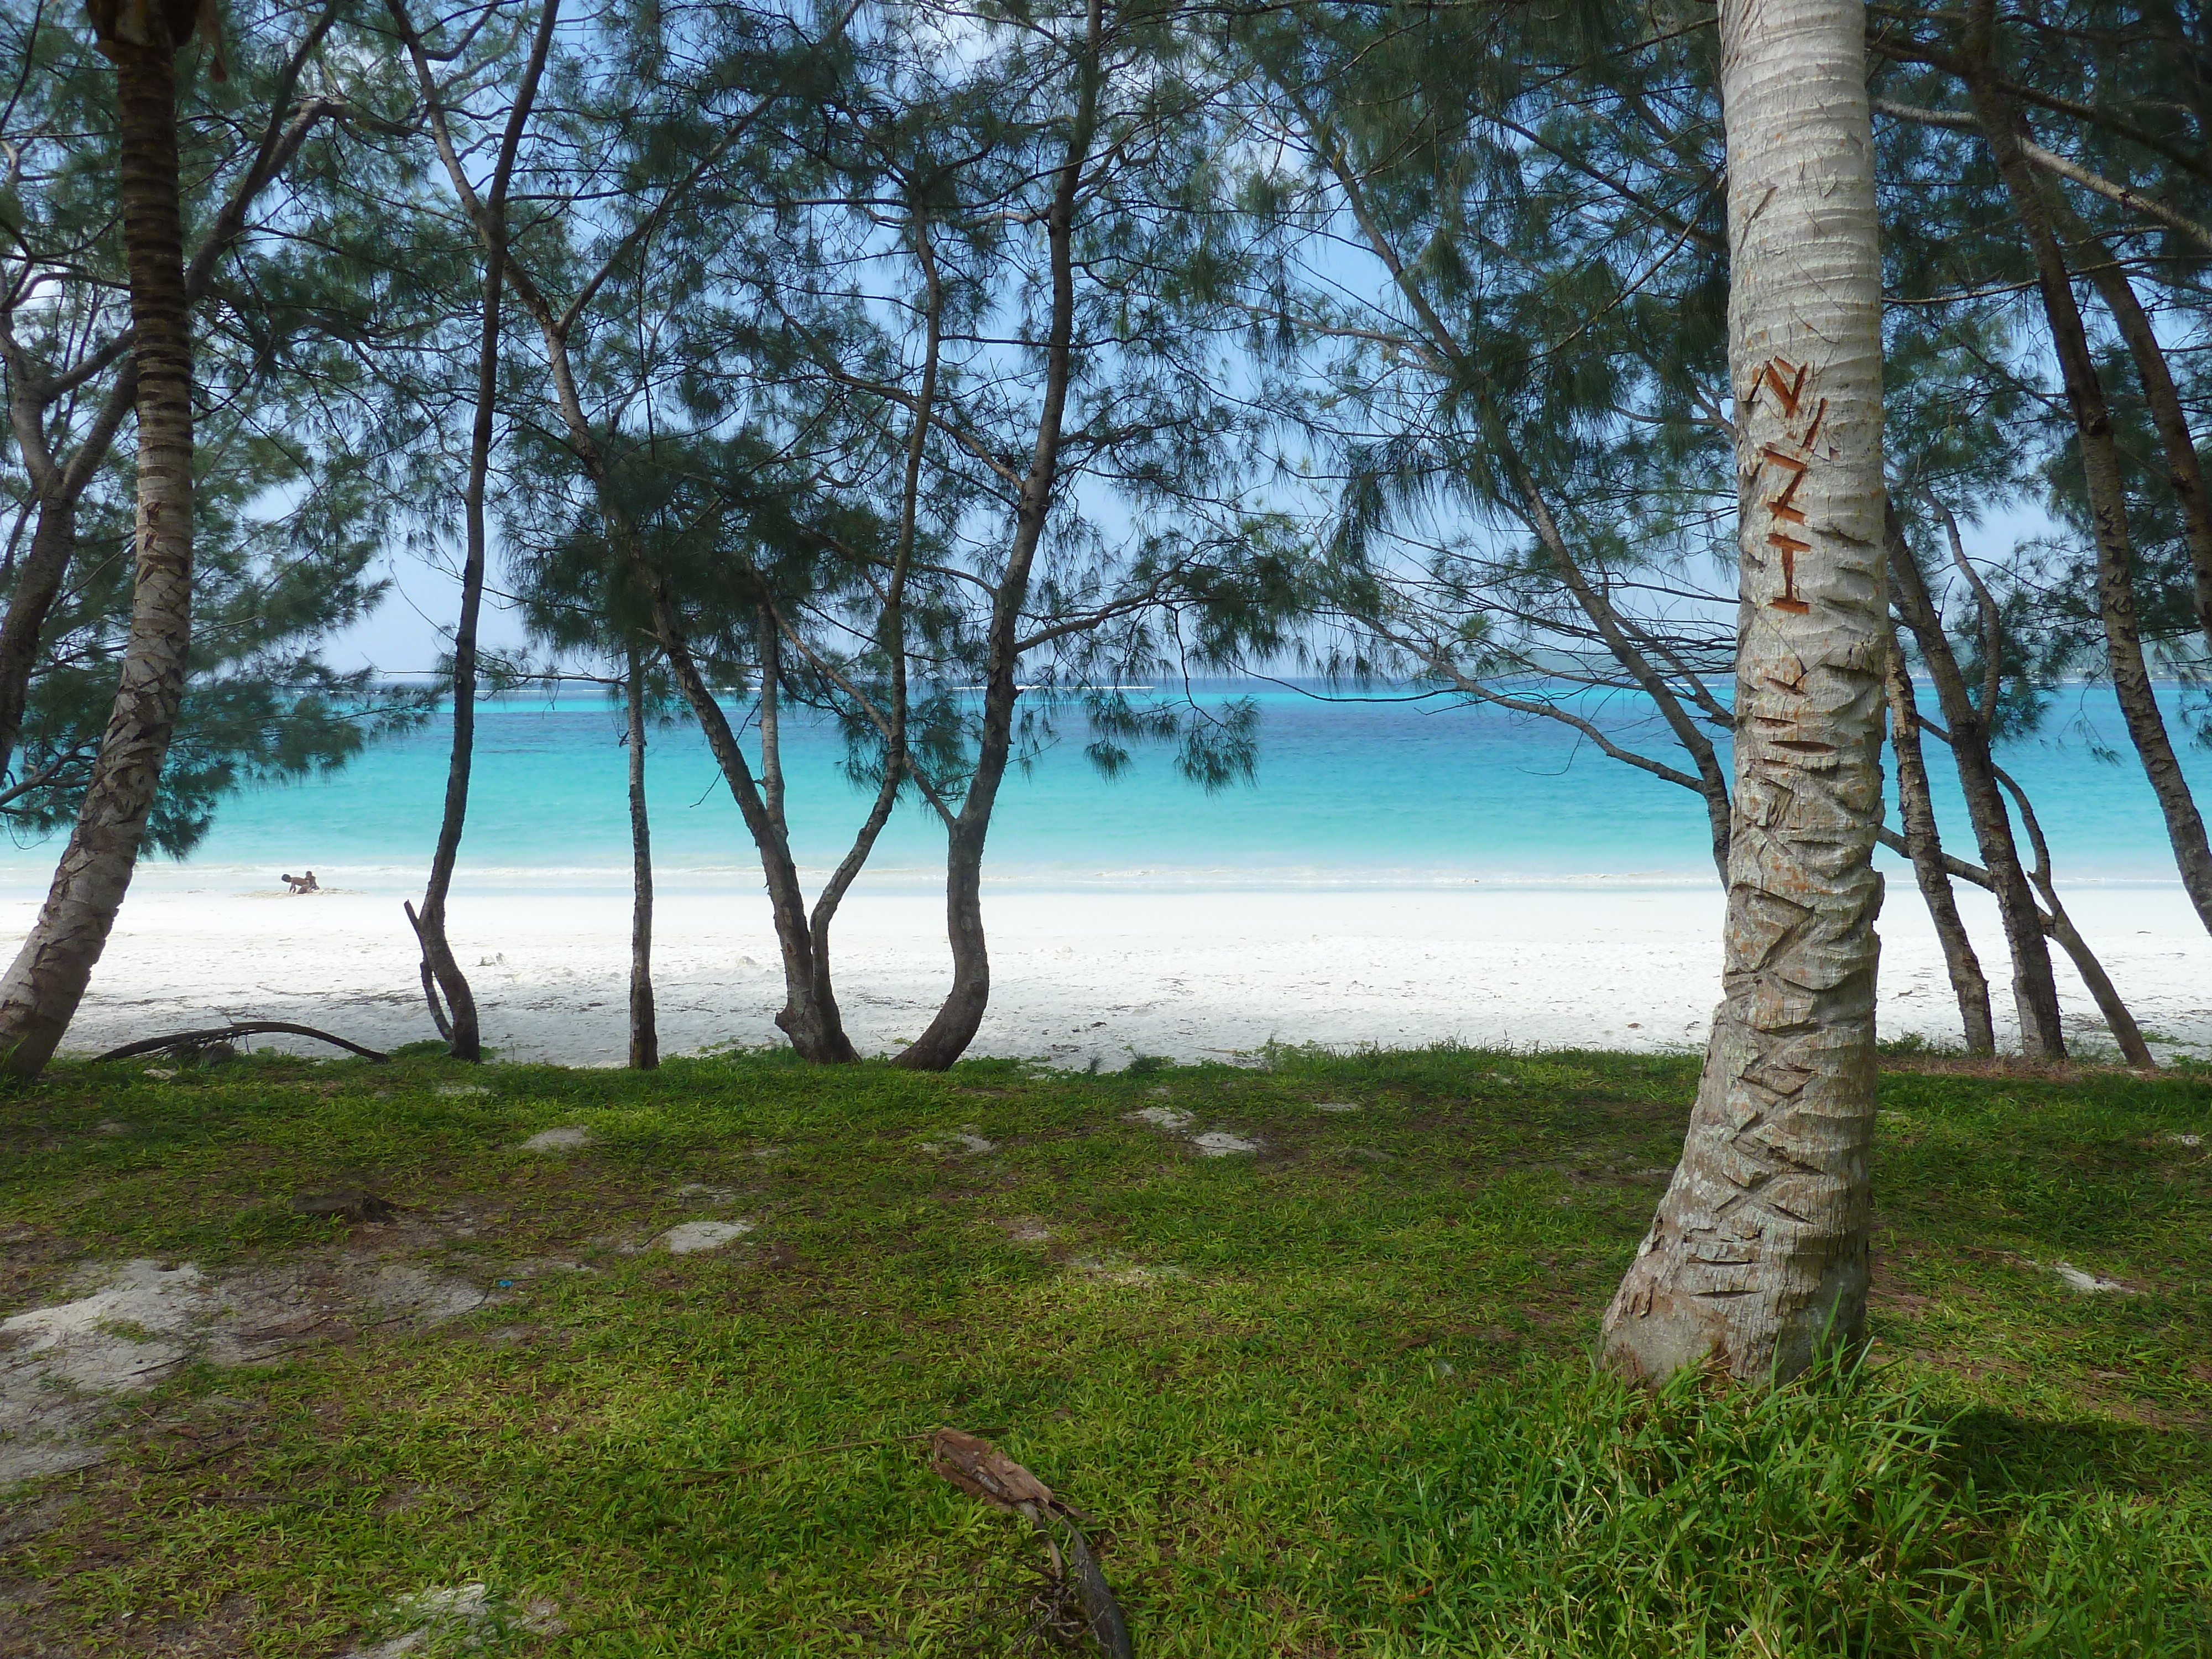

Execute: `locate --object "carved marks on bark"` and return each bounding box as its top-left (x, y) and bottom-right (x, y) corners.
top-left (1610, 348), bottom-right (1884, 1342)
top-left (1745, 354), bottom-right (1832, 617)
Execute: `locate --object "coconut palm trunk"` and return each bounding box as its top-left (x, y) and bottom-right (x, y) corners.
top-left (0, 17), bottom-right (336, 790)
top-left (0, 7), bottom-right (198, 1079)
top-left (1601, 0), bottom-right (1887, 1383)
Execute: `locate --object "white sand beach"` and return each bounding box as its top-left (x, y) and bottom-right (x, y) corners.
top-left (7, 873), bottom-right (2204, 1067)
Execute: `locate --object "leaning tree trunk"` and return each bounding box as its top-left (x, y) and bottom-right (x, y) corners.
top-left (1886, 644), bottom-right (1995, 1053)
top-left (0, 23), bottom-right (196, 1079)
top-left (1960, 5), bottom-right (2212, 935)
top-left (893, 0), bottom-right (1100, 1072)
top-left (1601, 0), bottom-right (1886, 1384)
top-left (625, 644), bottom-right (657, 1071)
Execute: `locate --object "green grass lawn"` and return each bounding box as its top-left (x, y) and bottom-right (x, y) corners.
top-left (2, 1045), bottom-right (2208, 1657)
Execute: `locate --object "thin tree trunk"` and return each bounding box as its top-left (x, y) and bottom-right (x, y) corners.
top-left (1990, 763), bottom-right (2157, 1068)
top-left (757, 603), bottom-right (785, 831)
top-left (1885, 507), bottom-right (2068, 1055)
top-left (644, 586), bottom-right (857, 1061)
top-left (797, 211), bottom-right (940, 1039)
top-left (406, 246), bottom-right (494, 1060)
top-left (2028, 108), bottom-right (2212, 658)
top-left (389, 0), bottom-right (560, 1061)
top-left (0, 499), bottom-right (86, 783)
top-left (627, 644), bottom-right (656, 1070)
top-left (1885, 645), bottom-right (1995, 1053)
top-left (1959, 3), bottom-right (2212, 933)
top-left (1882, 741), bottom-right (2156, 1066)
top-left (395, 0), bottom-right (862, 1063)
top-left (1601, 0), bottom-right (1886, 1384)
top-left (894, 1), bottom-right (1103, 1072)
top-left (0, 28), bottom-right (194, 1079)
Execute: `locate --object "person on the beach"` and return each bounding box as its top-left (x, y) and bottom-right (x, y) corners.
top-left (282, 870), bottom-right (320, 894)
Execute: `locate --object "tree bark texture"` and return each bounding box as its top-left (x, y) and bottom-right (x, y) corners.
top-left (1885, 645), bottom-right (1995, 1053)
top-left (1959, 4), bottom-right (2212, 935)
top-left (1601, 0), bottom-right (1887, 1384)
top-left (626, 645), bottom-right (657, 1070)
top-left (0, 31), bottom-right (194, 1079)
top-left (1884, 510), bottom-right (2068, 1056)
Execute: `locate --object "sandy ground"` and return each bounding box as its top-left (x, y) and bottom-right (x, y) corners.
top-left (6, 873), bottom-right (2204, 1067)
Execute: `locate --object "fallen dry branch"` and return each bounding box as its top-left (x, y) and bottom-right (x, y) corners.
top-left (95, 1021), bottom-right (391, 1064)
top-left (931, 1428), bottom-right (1134, 1659)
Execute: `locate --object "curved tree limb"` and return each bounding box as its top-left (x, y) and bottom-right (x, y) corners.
top-left (96, 1020), bottom-right (390, 1063)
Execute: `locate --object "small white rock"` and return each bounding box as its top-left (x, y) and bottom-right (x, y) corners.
top-left (520, 1125), bottom-right (592, 1152)
top-left (2052, 1260), bottom-right (2139, 1295)
top-left (2167, 1133), bottom-right (2203, 1147)
top-left (1125, 1105), bottom-right (1192, 1131)
top-left (144, 1068), bottom-right (177, 1081)
top-left (1312, 1102), bottom-right (1361, 1114)
top-left (656, 1220), bottom-right (755, 1255)
top-left (1191, 1131), bottom-right (1259, 1157)
top-left (923, 1130), bottom-right (997, 1155)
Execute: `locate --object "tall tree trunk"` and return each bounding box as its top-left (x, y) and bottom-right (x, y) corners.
top-left (0, 20), bottom-right (335, 787)
top-left (626, 644), bottom-right (656, 1071)
top-left (389, 0), bottom-right (560, 1061)
top-left (1601, 0), bottom-right (1886, 1384)
top-left (1959, 3), bottom-right (2212, 933)
top-left (1885, 645), bottom-right (1995, 1053)
top-left (404, 204), bottom-right (499, 1063)
top-left (893, 0), bottom-right (1102, 1072)
top-left (0, 24), bottom-right (194, 1079)
top-left (1885, 508), bottom-right (2069, 1055)
top-left (2050, 207), bottom-right (2212, 659)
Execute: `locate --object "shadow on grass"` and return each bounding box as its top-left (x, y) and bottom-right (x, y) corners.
top-left (1946, 1403), bottom-right (2212, 1498)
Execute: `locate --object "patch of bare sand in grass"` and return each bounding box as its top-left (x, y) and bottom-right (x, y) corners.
top-left (1, 1251), bottom-right (491, 1486)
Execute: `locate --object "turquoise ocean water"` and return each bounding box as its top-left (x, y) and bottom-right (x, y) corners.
top-left (0, 682), bottom-right (2199, 896)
